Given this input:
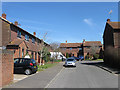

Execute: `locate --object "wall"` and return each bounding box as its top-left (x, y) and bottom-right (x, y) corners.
top-left (103, 23), bottom-right (120, 67)
top-left (60, 47), bottom-right (79, 57)
top-left (1, 19), bottom-right (11, 47)
top-left (0, 49), bottom-right (14, 87)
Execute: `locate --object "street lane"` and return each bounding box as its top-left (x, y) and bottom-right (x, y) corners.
top-left (47, 61), bottom-right (118, 88)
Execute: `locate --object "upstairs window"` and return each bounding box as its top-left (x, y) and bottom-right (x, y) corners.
top-left (32, 38), bottom-right (35, 43)
top-left (25, 34), bottom-right (29, 41)
top-left (62, 48), bottom-right (66, 50)
top-left (17, 30), bottom-right (21, 38)
top-left (37, 41), bottom-right (39, 45)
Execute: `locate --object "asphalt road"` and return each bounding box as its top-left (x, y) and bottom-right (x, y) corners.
top-left (46, 61), bottom-right (118, 88)
top-left (3, 61), bottom-right (118, 89)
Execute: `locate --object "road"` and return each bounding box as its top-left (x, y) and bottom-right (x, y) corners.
top-left (4, 61), bottom-right (118, 89)
top-left (46, 61), bottom-right (118, 88)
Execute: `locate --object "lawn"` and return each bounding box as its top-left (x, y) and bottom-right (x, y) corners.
top-left (37, 63), bottom-right (58, 71)
top-left (92, 59), bottom-right (103, 61)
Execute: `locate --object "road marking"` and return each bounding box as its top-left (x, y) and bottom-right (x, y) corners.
top-left (45, 67), bottom-right (64, 88)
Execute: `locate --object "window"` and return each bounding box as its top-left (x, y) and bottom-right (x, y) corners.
top-left (31, 52), bottom-right (34, 59)
top-left (22, 48), bottom-right (24, 58)
top-left (32, 38), bottom-right (35, 43)
top-left (25, 34), bottom-right (29, 41)
top-left (31, 59), bottom-right (36, 64)
top-left (19, 47), bottom-right (21, 58)
top-left (37, 41), bottom-right (39, 45)
top-left (14, 58), bottom-right (19, 63)
top-left (79, 48), bottom-right (82, 50)
top-left (70, 48), bottom-right (72, 50)
top-left (62, 48), bottom-right (66, 50)
top-left (17, 30), bottom-right (21, 38)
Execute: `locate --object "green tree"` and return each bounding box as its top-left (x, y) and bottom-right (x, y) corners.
top-left (66, 53), bottom-right (69, 58)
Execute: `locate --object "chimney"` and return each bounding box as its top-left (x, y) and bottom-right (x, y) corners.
top-left (107, 19), bottom-right (110, 22)
top-left (66, 40), bottom-right (67, 44)
top-left (33, 32), bottom-right (36, 36)
top-left (14, 21), bottom-right (18, 26)
top-left (83, 39), bottom-right (85, 43)
top-left (2, 13), bottom-right (6, 19)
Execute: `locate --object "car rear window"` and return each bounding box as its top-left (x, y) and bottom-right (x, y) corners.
top-left (14, 58), bottom-right (19, 63)
top-left (67, 59), bottom-right (74, 61)
top-left (31, 59), bottom-right (36, 64)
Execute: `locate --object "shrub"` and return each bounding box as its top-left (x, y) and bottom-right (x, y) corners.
top-left (93, 54), bottom-right (99, 60)
top-left (66, 53), bottom-right (69, 58)
top-left (85, 55), bottom-right (89, 60)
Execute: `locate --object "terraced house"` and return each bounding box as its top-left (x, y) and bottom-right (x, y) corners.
top-left (60, 41), bottom-right (82, 57)
top-left (1, 13), bottom-right (51, 63)
top-left (60, 40), bottom-right (102, 59)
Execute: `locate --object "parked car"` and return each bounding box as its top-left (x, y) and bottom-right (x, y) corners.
top-left (64, 58), bottom-right (76, 67)
top-left (71, 56), bottom-right (80, 61)
top-left (79, 56), bottom-right (84, 61)
top-left (14, 58), bottom-right (38, 75)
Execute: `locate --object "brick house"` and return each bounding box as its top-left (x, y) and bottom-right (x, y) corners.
top-left (1, 13), bottom-right (51, 64)
top-left (82, 40), bottom-right (102, 59)
top-left (60, 40), bottom-right (102, 59)
top-left (103, 19), bottom-right (120, 67)
top-left (60, 41), bottom-right (82, 57)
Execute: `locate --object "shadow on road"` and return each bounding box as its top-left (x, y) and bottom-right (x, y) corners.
top-left (80, 61), bottom-right (120, 74)
top-left (63, 65), bottom-right (76, 68)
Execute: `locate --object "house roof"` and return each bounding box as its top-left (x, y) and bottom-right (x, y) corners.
top-left (7, 39), bottom-right (41, 52)
top-left (107, 22), bottom-right (120, 29)
top-left (0, 16), bottom-right (50, 47)
top-left (25, 41), bottom-right (41, 52)
top-left (8, 39), bottom-right (26, 46)
top-left (83, 41), bottom-right (102, 46)
top-left (60, 43), bottom-right (82, 48)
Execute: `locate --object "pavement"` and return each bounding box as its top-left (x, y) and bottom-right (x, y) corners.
top-left (3, 62), bottom-right (63, 88)
top-left (2, 61), bottom-right (119, 89)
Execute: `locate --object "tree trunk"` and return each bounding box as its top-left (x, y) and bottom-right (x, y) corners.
top-left (39, 51), bottom-right (42, 66)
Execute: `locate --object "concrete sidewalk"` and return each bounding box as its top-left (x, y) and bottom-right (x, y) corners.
top-left (4, 62), bottom-right (64, 88)
top-left (95, 62), bottom-right (120, 75)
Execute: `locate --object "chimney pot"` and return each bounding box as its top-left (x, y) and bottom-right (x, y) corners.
top-left (66, 40), bottom-right (67, 44)
top-left (83, 39), bottom-right (85, 43)
top-left (107, 19), bottom-right (110, 22)
top-left (33, 32), bottom-right (36, 36)
top-left (2, 13), bottom-right (6, 19)
top-left (14, 21), bottom-right (18, 26)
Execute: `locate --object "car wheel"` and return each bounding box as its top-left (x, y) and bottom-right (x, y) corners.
top-left (24, 69), bottom-right (32, 75)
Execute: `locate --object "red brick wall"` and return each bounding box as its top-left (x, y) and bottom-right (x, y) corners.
top-left (1, 20), bottom-right (11, 47)
top-left (0, 50), bottom-right (14, 87)
top-left (60, 48), bottom-right (79, 57)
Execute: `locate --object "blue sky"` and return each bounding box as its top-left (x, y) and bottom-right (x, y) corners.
top-left (2, 2), bottom-right (118, 44)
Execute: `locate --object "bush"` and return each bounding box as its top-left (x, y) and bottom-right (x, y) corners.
top-left (93, 54), bottom-right (99, 60)
top-left (66, 53), bottom-right (69, 58)
top-left (85, 55), bottom-right (89, 60)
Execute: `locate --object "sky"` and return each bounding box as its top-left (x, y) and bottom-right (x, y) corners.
top-left (2, 2), bottom-right (118, 44)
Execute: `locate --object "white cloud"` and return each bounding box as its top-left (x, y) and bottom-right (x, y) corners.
top-left (83, 18), bottom-right (94, 26)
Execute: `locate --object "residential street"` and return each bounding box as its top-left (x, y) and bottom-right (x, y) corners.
top-left (47, 61), bottom-right (118, 88)
top-left (4, 61), bottom-right (118, 89)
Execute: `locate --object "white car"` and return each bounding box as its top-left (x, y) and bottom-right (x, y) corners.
top-left (64, 58), bottom-right (76, 67)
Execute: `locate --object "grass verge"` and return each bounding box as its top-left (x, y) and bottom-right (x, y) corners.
top-left (37, 63), bottom-right (58, 71)
top-left (92, 59), bottom-right (103, 61)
